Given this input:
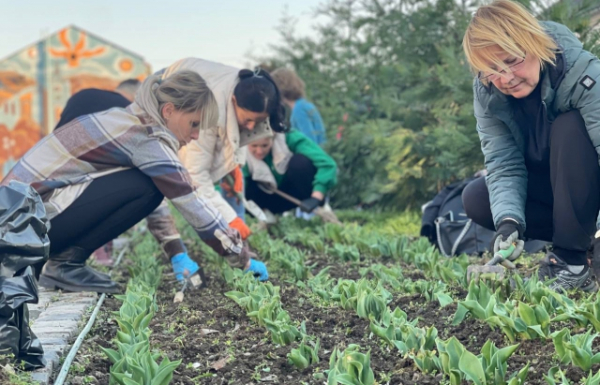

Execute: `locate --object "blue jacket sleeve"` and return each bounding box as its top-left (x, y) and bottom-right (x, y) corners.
top-left (292, 102), bottom-right (326, 145)
top-left (310, 107), bottom-right (327, 146)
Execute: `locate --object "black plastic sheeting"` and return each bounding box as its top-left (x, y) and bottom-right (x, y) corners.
top-left (0, 181), bottom-right (50, 370)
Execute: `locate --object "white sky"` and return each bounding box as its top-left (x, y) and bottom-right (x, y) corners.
top-left (0, 0), bottom-right (324, 71)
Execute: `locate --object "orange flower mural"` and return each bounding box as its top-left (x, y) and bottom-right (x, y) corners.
top-left (1, 25), bottom-right (152, 177)
top-left (0, 119), bottom-right (40, 166)
top-left (0, 124), bottom-right (11, 165)
top-left (49, 29), bottom-right (106, 67)
top-left (68, 74), bottom-right (119, 95)
top-left (10, 119), bottom-right (40, 159)
top-left (0, 71), bottom-right (35, 105)
top-left (119, 59), bottom-right (133, 72)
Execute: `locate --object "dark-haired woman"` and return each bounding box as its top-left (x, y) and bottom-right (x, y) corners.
top-left (161, 58), bottom-right (285, 242)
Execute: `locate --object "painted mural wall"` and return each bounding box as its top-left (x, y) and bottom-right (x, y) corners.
top-left (0, 26), bottom-right (150, 177)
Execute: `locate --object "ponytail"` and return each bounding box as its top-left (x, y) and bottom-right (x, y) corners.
top-left (135, 74), bottom-right (166, 126)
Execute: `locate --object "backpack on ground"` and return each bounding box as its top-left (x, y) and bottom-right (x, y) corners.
top-left (420, 177), bottom-right (547, 257)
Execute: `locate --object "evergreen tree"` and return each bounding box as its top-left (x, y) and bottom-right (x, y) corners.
top-left (265, 0), bottom-right (600, 210)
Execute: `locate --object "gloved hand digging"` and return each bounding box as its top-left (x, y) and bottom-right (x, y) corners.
top-left (491, 219), bottom-right (525, 261)
top-left (245, 258), bottom-right (269, 281)
top-left (299, 197), bottom-right (321, 213)
top-left (171, 252), bottom-right (199, 282)
top-left (229, 217), bottom-right (252, 240)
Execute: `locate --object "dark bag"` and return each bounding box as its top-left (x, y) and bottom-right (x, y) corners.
top-left (0, 181), bottom-right (50, 369)
top-left (421, 177), bottom-right (547, 257)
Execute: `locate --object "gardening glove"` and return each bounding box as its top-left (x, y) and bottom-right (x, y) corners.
top-left (171, 252), bottom-right (199, 282)
top-left (491, 219), bottom-right (525, 261)
top-left (245, 258), bottom-right (269, 281)
top-left (220, 166), bottom-right (243, 198)
top-left (299, 197), bottom-right (321, 213)
top-left (229, 217), bottom-right (252, 240)
top-left (204, 227), bottom-right (242, 261)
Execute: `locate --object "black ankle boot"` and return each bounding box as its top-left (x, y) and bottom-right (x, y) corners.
top-left (38, 246), bottom-right (121, 294)
top-left (46, 247), bottom-right (112, 280)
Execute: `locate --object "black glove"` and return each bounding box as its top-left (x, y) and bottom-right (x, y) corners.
top-left (493, 220), bottom-right (524, 241)
top-left (299, 197), bottom-right (321, 213)
top-left (491, 220), bottom-right (525, 261)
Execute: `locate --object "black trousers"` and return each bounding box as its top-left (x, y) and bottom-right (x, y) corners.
top-left (48, 169), bottom-right (164, 256)
top-left (245, 154), bottom-right (317, 215)
top-left (462, 111), bottom-right (600, 265)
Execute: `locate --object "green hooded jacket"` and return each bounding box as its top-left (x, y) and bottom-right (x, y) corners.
top-left (474, 21), bottom-right (600, 231)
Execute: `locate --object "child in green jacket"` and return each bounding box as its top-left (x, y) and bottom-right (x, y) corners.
top-left (243, 130), bottom-right (337, 215)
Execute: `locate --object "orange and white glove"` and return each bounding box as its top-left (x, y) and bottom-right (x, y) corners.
top-left (229, 217), bottom-right (252, 240)
top-left (220, 166), bottom-right (244, 198)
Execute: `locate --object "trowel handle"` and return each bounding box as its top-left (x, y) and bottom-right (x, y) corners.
top-left (271, 188), bottom-right (303, 207)
top-left (486, 244), bottom-right (516, 267)
top-left (496, 244), bottom-right (516, 259)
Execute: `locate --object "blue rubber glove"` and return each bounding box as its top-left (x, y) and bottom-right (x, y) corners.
top-left (171, 252), bottom-right (199, 282)
top-left (245, 258), bottom-right (269, 281)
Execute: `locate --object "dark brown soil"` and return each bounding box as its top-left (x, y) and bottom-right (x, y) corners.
top-left (123, 265), bottom-right (444, 385)
top-left (70, 238), bottom-right (597, 385)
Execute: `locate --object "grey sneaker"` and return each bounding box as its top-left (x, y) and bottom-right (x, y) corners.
top-left (538, 253), bottom-right (598, 292)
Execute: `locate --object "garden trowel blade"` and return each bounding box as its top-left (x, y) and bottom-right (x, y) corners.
top-left (186, 266), bottom-right (208, 290)
top-left (466, 264), bottom-right (507, 283)
top-left (315, 207), bottom-right (342, 225)
top-left (243, 198), bottom-right (268, 222)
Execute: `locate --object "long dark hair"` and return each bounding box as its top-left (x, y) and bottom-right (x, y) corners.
top-left (234, 68), bottom-right (288, 132)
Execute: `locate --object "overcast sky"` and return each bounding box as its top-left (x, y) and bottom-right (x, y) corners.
top-left (0, 0), bottom-right (324, 71)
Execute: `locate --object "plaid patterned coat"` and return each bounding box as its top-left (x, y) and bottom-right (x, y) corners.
top-left (1, 103), bottom-right (247, 266)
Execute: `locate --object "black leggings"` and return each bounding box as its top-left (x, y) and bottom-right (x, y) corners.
top-left (462, 111), bottom-right (600, 265)
top-left (48, 169), bottom-right (163, 255)
top-left (245, 154), bottom-right (318, 214)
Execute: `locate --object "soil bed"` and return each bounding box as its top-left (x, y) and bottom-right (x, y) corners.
top-left (70, 232), bottom-right (598, 385)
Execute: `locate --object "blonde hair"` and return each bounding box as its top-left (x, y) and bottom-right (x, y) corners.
top-left (463, 0), bottom-right (558, 81)
top-left (135, 70), bottom-right (218, 130)
top-left (271, 68), bottom-right (305, 101)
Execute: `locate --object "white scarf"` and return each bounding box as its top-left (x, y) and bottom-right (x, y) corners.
top-left (246, 133), bottom-right (293, 190)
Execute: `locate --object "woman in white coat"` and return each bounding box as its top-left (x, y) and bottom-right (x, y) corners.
top-left (161, 59), bottom-right (286, 240)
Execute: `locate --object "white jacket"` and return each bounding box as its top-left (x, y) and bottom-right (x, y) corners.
top-left (163, 58), bottom-right (273, 223)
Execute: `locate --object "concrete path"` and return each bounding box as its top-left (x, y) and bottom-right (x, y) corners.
top-left (29, 288), bottom-right (98, 384)
top-left (22, 237), bottom-right (129, 384)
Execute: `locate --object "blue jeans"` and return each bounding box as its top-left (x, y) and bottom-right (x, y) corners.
top-left (220, 180), bottom-right (245, 221)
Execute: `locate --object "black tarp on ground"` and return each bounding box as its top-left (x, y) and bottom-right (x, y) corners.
top-left (0, 181), bottom-right (50, 369)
